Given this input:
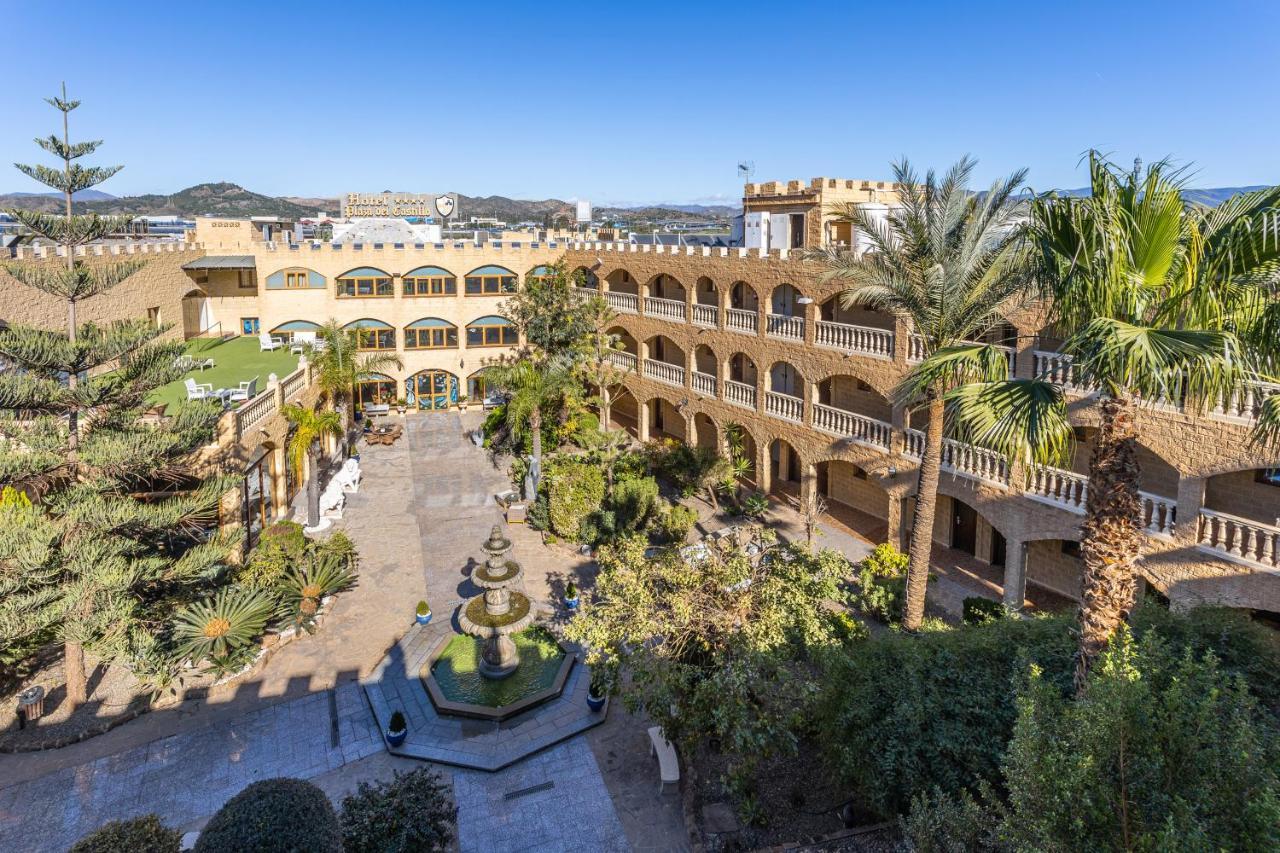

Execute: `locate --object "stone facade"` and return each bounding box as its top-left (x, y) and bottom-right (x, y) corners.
top-left (562, 243), bottom-right (1280, 614)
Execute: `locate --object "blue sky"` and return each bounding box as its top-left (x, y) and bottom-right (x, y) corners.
top-left (1, 0), bottom-right (1276, 204)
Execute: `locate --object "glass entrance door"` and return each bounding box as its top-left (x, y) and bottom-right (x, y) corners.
top-left (406, 370), bottom-right (458, 411)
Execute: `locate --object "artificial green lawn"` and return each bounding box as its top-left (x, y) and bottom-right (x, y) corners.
top-left (150, 336), bottom-right (299, 413)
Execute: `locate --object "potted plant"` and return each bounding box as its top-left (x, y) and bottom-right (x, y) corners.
top-left (455, 394), bottom-right (470, 412)
top-left (385, 710), bottom-right (407, 747)
top-left (396, 396), bottom-right (407, 415)
top-left (586, 669), bottom-right (608, 712)
top-left (415, 600), bottom-right (432, 625)
top-left (563, 581), bottom-right (579, 611)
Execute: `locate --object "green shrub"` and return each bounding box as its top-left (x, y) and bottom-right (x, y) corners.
top-left (901, 785), bottom-right (1000, 853)
top-left (659, 503), bottom-right (699, 543)
top-left (526, 493), bottom-right (550, 531)
top-left (852, 542), bottom-right (909, 624)
top-left (548, 460), bottom-right (606, 540)
top-left (829, 610), bottom-right (870, 643)
top-left (70, 815), bottom-right (181, 853)
top-left (194, 778), bottom-right (342, 853)
top-left (236, 521), bottom-right (306, 589)
top-left (609, 475), bottom-right (659, 535)
top-left (816, 614), bottom-right (1076, 817)
top-left (340, 767), bottom-right (457, 853)
top-left (962, 597), bottom-right (1005, 625)
top-left (741, 491), bottom-right (769, 519)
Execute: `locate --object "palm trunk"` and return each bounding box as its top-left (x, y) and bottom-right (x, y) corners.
top-left (1075, 395), bottom-right (1141, 692)
top-left (903, 392), bottom-right (946, 632)
top-left (306, 445), bottom-right (321, 529)
top-left (64, 639), bottom-right (86, 708)
top-left (530, 407), bottom-right (543, 490)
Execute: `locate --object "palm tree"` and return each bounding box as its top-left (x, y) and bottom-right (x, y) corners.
top-left (308, 320), bottom-right (403, 425)
top-left (283, 404), bottom-right (343, 530)
top-left (808, 157), bottom-right (1042, 632)
top-left (485, 355), bottom-right (580, 493)
top-left (964, 153), bottom-right (1280, 689)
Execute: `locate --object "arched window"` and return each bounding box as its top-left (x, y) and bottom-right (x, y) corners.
top-left (337, 267), bottom-right (393, 298)
top-left (357, 372), bottom-right (397, 410)
top-left (265, 267), bottom-right (325, 290)
top-left (404, 318), bottom-right (458, 350)
top-left (344, 318), bottom-right (395, 350)
top-left (466, 315), bottom-right (517, 348)
top-left (403, 265), bottom-right (456, 297)
top-left (406, 370), bottom-right (459, 411)
top-left (464, 265), bottom-right (517, 296)
top-left (269, 320), bottom-right (322, 343)
top-left (526, 265), bottom-right (554, 285)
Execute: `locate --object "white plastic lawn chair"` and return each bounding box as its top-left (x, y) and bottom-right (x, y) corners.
top-left (258, 332), bottom-right (283, 351)
top-left (184, 378), bottom-right (215, 401)
top-left (227, 376), bottom-right (259, 403)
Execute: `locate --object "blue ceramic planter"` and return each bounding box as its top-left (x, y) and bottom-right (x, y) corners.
top-left (586, 691), bottom-right (606, 712)
top-left (416, 611), bottom-right (432, 625)
top-left (564, 596), bottom-right (579, 612)
top-left (386, 728), bottom-right (407, 747)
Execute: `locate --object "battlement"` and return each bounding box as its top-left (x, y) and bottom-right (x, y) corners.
top-left (743, 177), bottom-right (898, 197)
top-left (9, 242), bottom-right (202, 261)
top-left (566, 241), bottom-right (809, 262)
top-left (256, 239), bottom-right (566, 255)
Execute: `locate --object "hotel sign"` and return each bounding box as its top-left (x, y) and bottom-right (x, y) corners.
top-left (342, 192), bottom-right (457, 219)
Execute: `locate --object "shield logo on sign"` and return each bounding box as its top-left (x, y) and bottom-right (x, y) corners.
top-left (434, 195), bottom-right (455, 218)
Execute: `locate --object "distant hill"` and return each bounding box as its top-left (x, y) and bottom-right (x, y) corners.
top-left (0, 182), bottom-right (317, 219)
top-left (5, 189), bottom-right (117, 201)
top-left (1046, 186), bottom-right (1269, 206)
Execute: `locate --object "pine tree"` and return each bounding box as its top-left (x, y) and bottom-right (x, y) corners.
top-left (0, 85), bottom-right (237, 708)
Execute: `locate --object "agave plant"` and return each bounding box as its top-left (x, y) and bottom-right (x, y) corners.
top-left (280, 550), bottom-right (356, 630)
top-left (174, 586), bottom-right (275, 664)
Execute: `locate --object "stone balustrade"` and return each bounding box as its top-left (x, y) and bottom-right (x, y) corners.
top-left (724, 379), bottom-right (756, 409)
top-left (603, 291), bottom-right (638, 314)
top-left (692, 371), bottom-right (717, 396)
top-left (643, 295), bottom-right (685, 321)
top-left (1197, 508), bottom-right (1279, 569)
top-left (643, 359), bottom-right (685, 387)
top-left (764, 390), bottom-right (803, 423)
top-left (765, 313), bottom-right (804, 341)
top-left (691, 303), bottom-right (719, 327)
top-left (608, 351), bottom-right (637, 372)
top-left (812, 403), bottom-right (892, 449)
top-left (725, 307), bottom-right (759, 334)
top-left (815, 321), bottom-right (894, 358)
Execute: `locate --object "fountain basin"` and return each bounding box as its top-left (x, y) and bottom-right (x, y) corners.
top-left (421, 628), bottom-right (575, 721)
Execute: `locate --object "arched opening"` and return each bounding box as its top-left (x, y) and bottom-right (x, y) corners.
top-left (728, 353), bottom-right (757, 386)
top-left (766, 362), bottom-right (804, 421)
top-left (465, 315), bottom-right (517, 348)
top-left (728, 280), bottom-right (759, 311)
top-left (769, 283), bottom-right (804, 317)
top-left (270, 320), bottom-right (322, 347)
top-left (464, 265), bottom-right (517, 296)
top-left (815, 375), bottom-right (892, 440)
top-left (694, 412), bottom-right (718, 451)
top-left (265, 267), bottom-right (325, 291)
top-left (180, 287), bottom-right (212, 339)
top-left (356, 372), bottom-right (397, 411)
top-left (467, 368), bottom-right (497, 405)
top-left (609, 326), bottom-right (639, 356)
top-left (605, 268), bottom-right (638, 295)
top-left (403, 265), bottom-right (456, 297)
top-left (644, 335), bottom-right (686, 386)
top-left (818, 293), bottom-right (894, 330)
top-left (336, 266), bottom-right (394, 298)
top-left (404, 317), bottom-right (458, 350)
top-left (1199, 466), bottom-right (1280, 569)
top-left (406, 369), bottom-right (460, 411)
top-left (1068, 427), bottom-right (1180, 503)
top-left (647, 397), bottom-right (686, 442)
top-left (343, 318), bottom-right (395, 351)
top-left (727, 423), bottom-right (758, 487)
top-left (526, 265), bottom-right (554, 285)
top-left (611, 386), bottom-right (639, 437)
top-left (769, 438), bottom-right (802, 497)
top-left (1026, 538), bottom-right (1085, 603)
top-left (694, 276), bottom-right (717, 306)
top-left (645, 273), bottom-right (686, 302)
top-left (815, 459), bottom-right (891, 540)
top-left (692, 344), bottom-right (718, 396)
top-left (573, 266), bottom-right (599, 289)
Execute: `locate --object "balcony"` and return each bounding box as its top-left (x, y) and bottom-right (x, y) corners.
top-left (726, 308), bottom-right (758, 335)
top-left (1198, 509), bottom-right (1280, 570)
top-left (904, 430), bottom-right (1010, 486)
top-left (644, 295), bottom-right (685, 322)
top-left (1212, 380), bottom-right (1280, 423)
top-left (815, 321), bottom-right (894, 358)
top-left (765, 313), bottom-right (804, 341)
top-left (608, 351), bottom-right (638, 372)
top-left (764, 390), bottom-right (803, 423)
top-left (604, 291), bottom-right (639, 314)
top-left (725, 379), bottom-right (756, 409)
top-left (692, 371), bottom-right (717, 396)
top-left (1026, 464), bottom-right (1177, 536)
top-left (812, 403), bottom-right (892, 449)
top-left (691, 303), bottom-right (719, 328)
top-left (643, 359), bottom-right (685, 387)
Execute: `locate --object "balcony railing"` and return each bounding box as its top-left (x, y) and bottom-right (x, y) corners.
top-left (903, 429), bottom-right (1010, 485)
top-left (643, 359), bottom-right (685, 387)
top-left (1139, 491), bottom-right (1178, 537)
top-left (812, 403), bottom-right (892, 449)
top-left (726, 307), bottom-right (758, 334)
top-left (765, 313), bottom-right (804, 340)
top-left (815, 321), bottom-right (894, 358)
top-left (692, 371), bottom-right (717, 396)
top-left (1027, 464), bottom-right (1089, 512)
top-left (604, 290), bottom-right (639, 314)
top-left (236, 366), bottom-right (312, 439)
top-left (1212, 380), bottom-right (1280, 423)
top-left (644, 295), bottom-right (686, 321)
top-left (725, 379), bottom-right (756, 409)
top-left (692, 303), bottom-right (719, 327)
top-left (608, 351), bottom-right (638, 372)
top-left (765, 390), bottom-right (803, 423)
top-left (1033, 349), bottom-right (1091, 393)
top-left (1197, 508), bottom-right (1279, 569)
top-left (907, 334), bottom-right (926, 362)
top-left (281, 367), bottom-right (307, 401)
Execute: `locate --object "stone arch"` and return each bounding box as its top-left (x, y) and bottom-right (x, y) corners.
top-left (1024, 537), bottom-right (1084, 604)
top-left (608, 325), bottom-right (639, 355)
top-left (728, 280), bottom-right (759, 311)
top-left (641, 392), bottom-right (687, 442)
top-left (814, 372), bottom-right (893, 422)
top-left (644, 333), bottom-right (686, 368)
top-left (611, 385), bottom-right (640, 436)
top-left (819, 292), bottom-right (894, 330)
top-left (693, 343), bottom-right (719, 377)
top-left (814, 458), bottom-right (893, 537)
top-left (572, 265), bottom-right (599, 289)
top-left (181, 286), bottom-right (213, 339)
top-left (1067, 426), bottom-right (1181, 500)
top-left (645, 272), bottom-right (686, 302)
top-left (726, 419), bottom-right (760, 488)
top-left (767, 360), bottom-right (804, 397)
top-left (694, 275), bottom-right (718, 307)
top-left (768, 436), bottom-right (804, 496)
top-left (727, 352), bottom-right (758, 386)
top-left (769, 282), bottom-right (807, 317)
top-left (693, 411), bottom-right (719, 451)
top-left (605, 267), bottom-right (638, 295)
top-left (1202, 464), bottom-right (1280, 532)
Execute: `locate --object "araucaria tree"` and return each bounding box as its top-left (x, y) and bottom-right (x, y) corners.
top-left (810, 157), bottom-right (1043, 631)
top-left (1020, 154), bottom-right (1280, 688)
top-left (0, 87), bottom-right (236, 708)
top-left (499, 260), bottom-right (594, 359)
top-left (576, 293), bottom-right (630, 432)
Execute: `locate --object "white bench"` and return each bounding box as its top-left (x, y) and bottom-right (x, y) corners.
top-left (647, 726), bottom-right (680, 793)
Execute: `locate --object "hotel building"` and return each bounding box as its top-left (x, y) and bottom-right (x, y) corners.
top-left (2, 176), bottom-right (1278, 616)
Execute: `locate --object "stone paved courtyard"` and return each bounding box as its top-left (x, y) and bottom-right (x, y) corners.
top-left (0, 412), bottom-right (683, 853)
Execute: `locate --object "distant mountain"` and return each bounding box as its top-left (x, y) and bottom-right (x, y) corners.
top-left (1, 183), bottom-right (320, 219)
top-left (1044, 186), bottom-right (1269, 206)
top-left (5, 189), bottom-right (116, 201)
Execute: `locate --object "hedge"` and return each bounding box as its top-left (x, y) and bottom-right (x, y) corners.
top-left (193, 778), bottom-right (342, 853)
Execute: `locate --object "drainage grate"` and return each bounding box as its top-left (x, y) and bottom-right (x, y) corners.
top-left (503, 781), bottom-right (555, 801)
top-left (327, 689), bottom-right (340, 748)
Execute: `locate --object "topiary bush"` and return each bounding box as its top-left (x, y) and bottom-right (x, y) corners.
top-left (339, 767), bottom-right (457, 853)
top-left (548, 459), bottom-right (606, 540)
top-left (194, 778), bottom-right (342, 853)
top-left (70, 815), bottom-right (181, 853)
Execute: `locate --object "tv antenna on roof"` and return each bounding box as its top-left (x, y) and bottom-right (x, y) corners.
top-left (737, 161), bottom-right (755, 182)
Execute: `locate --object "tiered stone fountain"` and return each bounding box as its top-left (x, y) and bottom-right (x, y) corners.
top-left (457, 525), bottom-right (537, 679)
